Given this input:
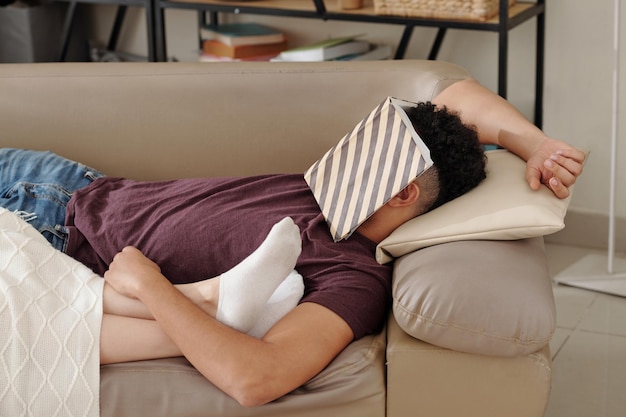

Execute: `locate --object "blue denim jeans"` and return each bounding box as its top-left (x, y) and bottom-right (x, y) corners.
top-left (0, 148), bottom-right (104, 252)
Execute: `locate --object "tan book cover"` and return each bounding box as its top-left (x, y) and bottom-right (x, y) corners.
top-left (202, 39), bottom-right (288, 59)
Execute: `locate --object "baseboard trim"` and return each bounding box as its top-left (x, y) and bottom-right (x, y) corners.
top-left (545, 209), bottom-right (626, 252)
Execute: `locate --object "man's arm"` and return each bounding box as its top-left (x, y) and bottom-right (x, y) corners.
top-left (432, 78), bottom-right (585, 199)
top-left (103, 247), bottom-right (353, 407)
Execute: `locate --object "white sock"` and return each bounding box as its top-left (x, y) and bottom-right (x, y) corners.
top-left (216, 217), bottom-right (301, 333)
top-left (248, 270), bottom-right (305, 339)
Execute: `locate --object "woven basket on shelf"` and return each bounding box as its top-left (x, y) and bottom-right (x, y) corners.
top-left (374, 0), bottom-right (516, 21)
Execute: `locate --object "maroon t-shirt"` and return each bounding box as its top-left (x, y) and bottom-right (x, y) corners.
top-left (65, 174), bottom-right (392, 339)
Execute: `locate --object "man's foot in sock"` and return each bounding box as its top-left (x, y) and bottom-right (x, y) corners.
top-left (215, 217), bottom-right (301, 333)
top-left (176, 267), bottom-right (304, 338)
top-left (248, 269), bottom-right (305, 338)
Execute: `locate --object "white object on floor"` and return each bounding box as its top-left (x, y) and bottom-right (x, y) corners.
top-left (555, 0), bottom-right (626, 297)
top-left (553, 253), bottom-right (626, 298)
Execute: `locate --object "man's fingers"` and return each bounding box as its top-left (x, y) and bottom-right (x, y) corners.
top-left (555, 148), bottom-right (587, 164)
top-left (527, 157), bottom-right (575, 199)
top-left (547, 176), bottom-right (570, 199)
top-left (551, 150), bottom-right (585, 173)
top-left (544, 155), bottom-right (581, 188)
top-left (526, 166), bottom-right (542, 191)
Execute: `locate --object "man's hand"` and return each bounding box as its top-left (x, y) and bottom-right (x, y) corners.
top-left (525, 138), bottom-right (586, 199)
top-left (430, 78), bottom-right (586, 200)
top-left (104, 246), bottom-right (164, 299)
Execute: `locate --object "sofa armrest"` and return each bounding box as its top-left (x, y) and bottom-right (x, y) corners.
top-left (391, 237), bottom-right (555, 357)
top-left (386, 314), bottom-right (552, 417)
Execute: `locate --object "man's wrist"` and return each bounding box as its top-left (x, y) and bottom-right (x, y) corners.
top-left (498, 129), bottom-right (547, 162)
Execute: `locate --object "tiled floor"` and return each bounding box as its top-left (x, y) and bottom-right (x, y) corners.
top-left (544, 243), bottom-right (626, 417)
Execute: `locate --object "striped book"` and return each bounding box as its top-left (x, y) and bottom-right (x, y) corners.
top-left (304, 97), bottom-right (433, 241)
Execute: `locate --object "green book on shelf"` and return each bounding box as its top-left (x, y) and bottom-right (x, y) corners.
top-left (200, 23), bottom-right (286, 47)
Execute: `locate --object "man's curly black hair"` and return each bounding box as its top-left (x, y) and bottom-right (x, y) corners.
top-left (406, 101), bottom-right (487, 213)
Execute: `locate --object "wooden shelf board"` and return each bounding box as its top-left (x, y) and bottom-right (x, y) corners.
top-left (166, 0), bottom-right (537, 24)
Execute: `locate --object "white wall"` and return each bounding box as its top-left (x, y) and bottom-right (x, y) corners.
top-left (88, 1), bottom-right (625, 222)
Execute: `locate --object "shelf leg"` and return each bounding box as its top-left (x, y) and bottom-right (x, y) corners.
top-left (145, 0), bottom-right (157, 61)
top-left (312, 0), bottom-right (326, 15)
top-left (534, 2), bottom-right (545, 128)
top-left (107, 6), bottom-right (127, 52)
top-left (154, 4), bottom-right (167, 61)
top-left (395, 25), bottom-right (414, 59)
top-left (428, 28), bottom-right (447, 60)
top-left (58, 1), bottom-right (77, 62)
top-left (497, 28), bottom-right (508, 98)
top-left (497, 0), bottom-right (508, 99)
top-left (197, 11), bottom-right (205, 51)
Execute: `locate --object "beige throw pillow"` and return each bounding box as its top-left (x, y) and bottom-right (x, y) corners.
top-left (377, 149), bottom-right (571, 264)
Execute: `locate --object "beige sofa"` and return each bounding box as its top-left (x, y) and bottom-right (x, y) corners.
top-left (0, 60), bottom-right (554, 417)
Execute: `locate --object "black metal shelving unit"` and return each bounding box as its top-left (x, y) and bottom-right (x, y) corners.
top-left (56, 0), bottom-right (158, 62)
top-left (152, 0), bottom-right (545, 126)
top-left (57, 0), bottom-right (544, 124)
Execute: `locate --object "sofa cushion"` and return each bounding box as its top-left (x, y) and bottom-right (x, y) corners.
top-left (100, 327), bottom-right (386, 417)
top-left (392, 237), bottom-right (555, 357)
top-left (376, 149), bottom-right (571, 263)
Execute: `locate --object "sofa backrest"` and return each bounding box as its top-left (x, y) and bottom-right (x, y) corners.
top-left (0, 60), bottom-right (469, 180)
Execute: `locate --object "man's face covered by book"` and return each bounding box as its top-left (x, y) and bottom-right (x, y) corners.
top-left (305, 97), bottom-right (432, 242)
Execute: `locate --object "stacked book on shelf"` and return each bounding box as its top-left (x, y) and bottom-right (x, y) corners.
top-left (198, 26), bottom-right (392, 62)
top-left (272, 35), bottom-right (392, 62)
top-left (199, 23), bottom-right (288, 62)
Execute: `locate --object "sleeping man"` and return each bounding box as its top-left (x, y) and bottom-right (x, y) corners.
top-left (0, 78), bottom-right (584, 407)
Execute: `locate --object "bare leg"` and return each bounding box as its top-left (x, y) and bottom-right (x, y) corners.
top-left (103, 270), bottom-right (304, 338)
top-left (100, 314), bottom-right (182, 364)
top-left (100, 273), bottom-right (305, 363)
top-left (248, 270), bottom-right (304, 338)
top-left (100, 273), bottom-right (305, 364)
